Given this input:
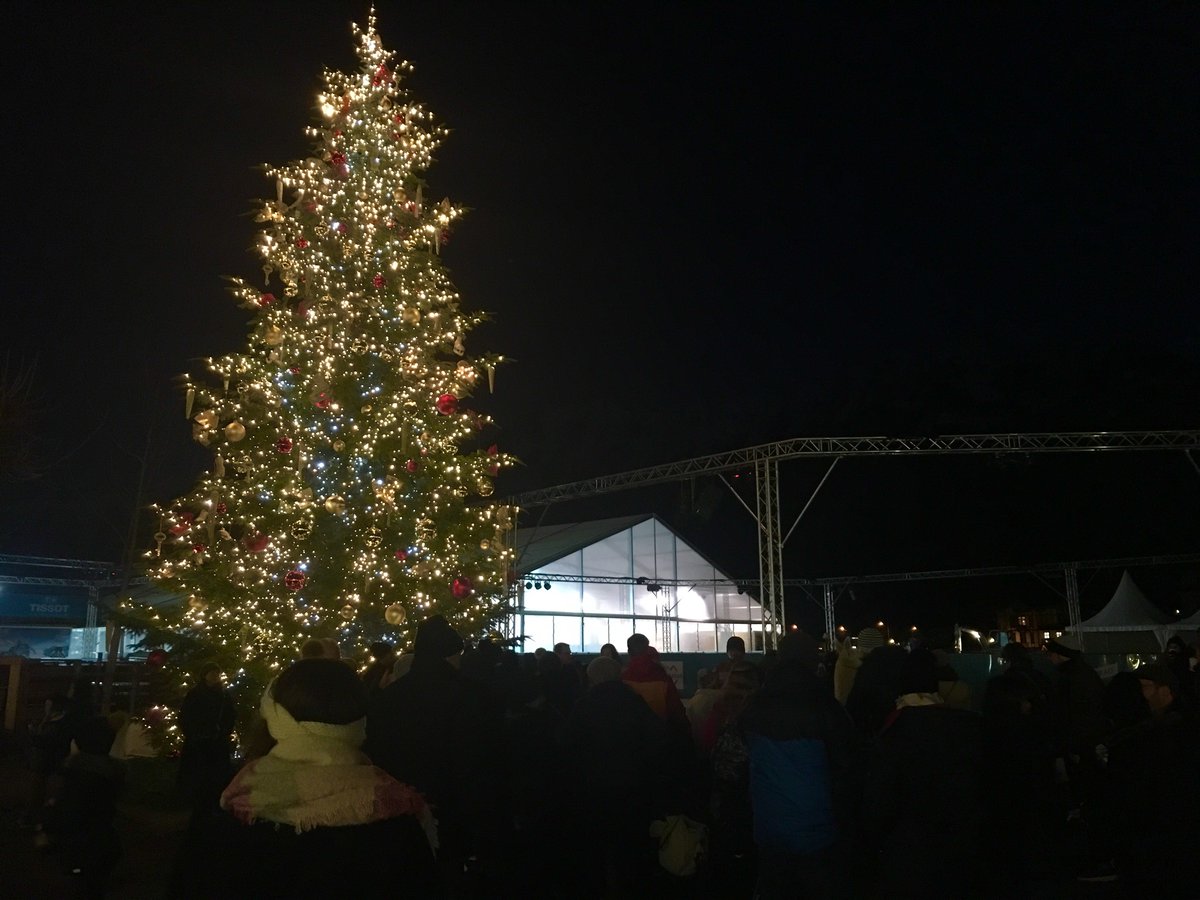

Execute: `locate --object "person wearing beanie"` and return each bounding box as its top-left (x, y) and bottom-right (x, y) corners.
top-left (188, 659), bottom-right (439, 898)
top-left (864, 648), bottom-right (984, 897)
top-left (365, 615), bottom-right (506, 894)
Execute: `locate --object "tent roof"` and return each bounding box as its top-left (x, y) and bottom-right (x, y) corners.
top-left (1069, 570), bottom-right (1171, 632)
top-left (515, 515), bottom-right (655, 574)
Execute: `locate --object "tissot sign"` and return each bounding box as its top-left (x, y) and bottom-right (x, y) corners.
top-left (0, 585), bottom-right (90, 623)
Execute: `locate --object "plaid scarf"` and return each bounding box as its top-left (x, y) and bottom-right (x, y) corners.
top-left (220, 685), bottom-right (436, 850)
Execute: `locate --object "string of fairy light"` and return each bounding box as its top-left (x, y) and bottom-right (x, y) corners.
top-left (126, 16), bottom-right (517, 693)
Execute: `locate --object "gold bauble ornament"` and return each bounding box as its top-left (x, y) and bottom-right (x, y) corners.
top-left (479, 539), bottom-right (491, 551)
top-left (339, 604), bottom-right (356, 621)
top-left (332, 439), bottom-right (346, 452)
top-left (224, 421), bottom-right (247, 442)
top-left (361, 404), bottom-right (373, 414)
top-left (401, 307), bottom-right (420, 324)
top-left (187, 595), bottom-right (207, 610)
top-left (384, 603), bottom-right (407, 625)
top-left (324, 495), bottom-right (347, 515)
top-left (291, 518), bottom-right (313, 539)
top-left (476, 477), bottom-right (494, 497)
top-left (364, 527), bottom-right (383, 549)
top-left (263, 324), bottom-right (285, 346)
top-left (350, 337), bottom-right (368, 354)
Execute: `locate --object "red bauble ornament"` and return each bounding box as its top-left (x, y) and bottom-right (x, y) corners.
top-left (394, 548), bottom-right (408, 561)
top-left (275, 436), bottom-right (294, 454)
top-left (486, 443), bottom-right (500, 476)
top-left (436, 393), bottom-right (458, 415)
top-left (405, 459), bottom-right (419, 473)
top-left (243, 532), bottom-right (270, 553)
top-left (169, 512), bottom-right (195, 535)
top-left (191, 543), bottom-right (206, 554)
top-left (315, 393), bottom-right (331, 409)
top-left (296, 238), bottom-right (308, 249)
top-left (284, 570), bottom-right (307, 591)
top-left (372, 64), bottom-right (391, 86)
top-left (452, 576), bottom-right (473, 599)
top-left (373, 274), bottom-right (385, 288)
top-left (289, 367), bottom-right (302, 375)
top-left (146, 649), bottom-right (168, 670)
top-left (329, 150), bottom-right (347, 168)
top-left (216, 502), bottom-right (227, 515)
top-left (259, 293), bottom-right (276, 306)
top-left (336, 222), bottom-right (348, 234)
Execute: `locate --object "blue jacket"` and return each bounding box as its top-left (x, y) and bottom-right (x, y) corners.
top-left (738, 662), bottom-right (856, 854)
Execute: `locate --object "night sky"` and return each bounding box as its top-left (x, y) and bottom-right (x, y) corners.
top-left (4, 3), bottom-right (1198, 632)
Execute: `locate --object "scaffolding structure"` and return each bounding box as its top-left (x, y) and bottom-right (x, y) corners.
top-left (513, 431), bottom-right (1200, 649)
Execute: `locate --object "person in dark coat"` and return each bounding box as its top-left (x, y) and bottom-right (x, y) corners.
top-left (365, 614), bottom-right (509, 896)
top-left (178, 663), bottom-right (236, 825)
top-left (738, 631), bottom-right (858, 900)
top-left (558, 655), bottom-right (668, 898)
top-left (844, 643), bottom-right (908, 741)
top-left (44, 716), bottom-right (125, 898)
top-left (183, 658), bottom-right (438, 898)
top-left (863, 649), bottom-right (984, 899)
top-left (1043, 635), bottom-right (1106, 768)
top-left (980, 662), bottom-right (1060, 892)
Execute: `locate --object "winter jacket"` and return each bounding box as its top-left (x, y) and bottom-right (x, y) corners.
top-left (365, 654), bottom-right (506, 856)
top-left (622, 650), bottom-right (686, 723)
top-left (864, 704), bottom-right (984, 896)
top-left (738, 661), bottom-right (856, 855)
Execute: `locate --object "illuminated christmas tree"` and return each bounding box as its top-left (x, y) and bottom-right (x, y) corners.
top-left (128, 16), bottom-right (515, 707)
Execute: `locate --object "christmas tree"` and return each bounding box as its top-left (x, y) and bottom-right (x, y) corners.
top-left (127, 16), bottom-right (515, 715)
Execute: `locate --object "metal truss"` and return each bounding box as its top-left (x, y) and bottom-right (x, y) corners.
top-left (512, 430), bottom-right (1198, 646)
top-left (511, 430), bottom-right (1200, 507)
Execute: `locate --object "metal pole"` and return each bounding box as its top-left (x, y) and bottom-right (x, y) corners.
top-left (783, 458), bottom-right (840, 547)
top-left (823, 582), bottom-right (836, 651)
top-left (1064, 564), bottom-right (1083, 652)
top-left (755, 459), bottom-right (784, 649)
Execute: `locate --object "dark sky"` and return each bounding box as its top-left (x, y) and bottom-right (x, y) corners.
top-left (4, 3), bottom-right (1198, 630)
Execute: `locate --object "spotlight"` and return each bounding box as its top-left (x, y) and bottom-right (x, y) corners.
top-left (541, 581), bottom-right (551, 591)
top-left (646, 583), bottom-right (661, 594)
top-left (524, 581), bottom-right (532, 590)
top-left (534, 582), bottom-right (542, 590)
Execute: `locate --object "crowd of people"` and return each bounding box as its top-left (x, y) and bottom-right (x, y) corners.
top-left (21, 619), bottom-right (1200, 899)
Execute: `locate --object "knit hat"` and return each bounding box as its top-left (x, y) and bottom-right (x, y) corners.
top-left (413, 615), bottom-right (464, 658)
top-left (856, 627), bottom-right (884, 653)
top-left (779, 631), bottom-right (820, 672)
top-left (1044, 633), bottom-right (1081, 658)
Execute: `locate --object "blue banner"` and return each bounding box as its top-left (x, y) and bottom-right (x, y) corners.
top-left (0, 584), bottom-right (91, 623)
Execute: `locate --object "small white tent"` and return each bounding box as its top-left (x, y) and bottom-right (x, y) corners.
top-left (1065, 571), bottom-right (1171, 653)
top-left (1158, 608), bottom-right (1200, 647)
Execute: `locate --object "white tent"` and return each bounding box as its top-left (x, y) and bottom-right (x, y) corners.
top-left (1158, 608), bottom-right (1200, 647)
top-left (1065, 570), bottom-right (1171, 653)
